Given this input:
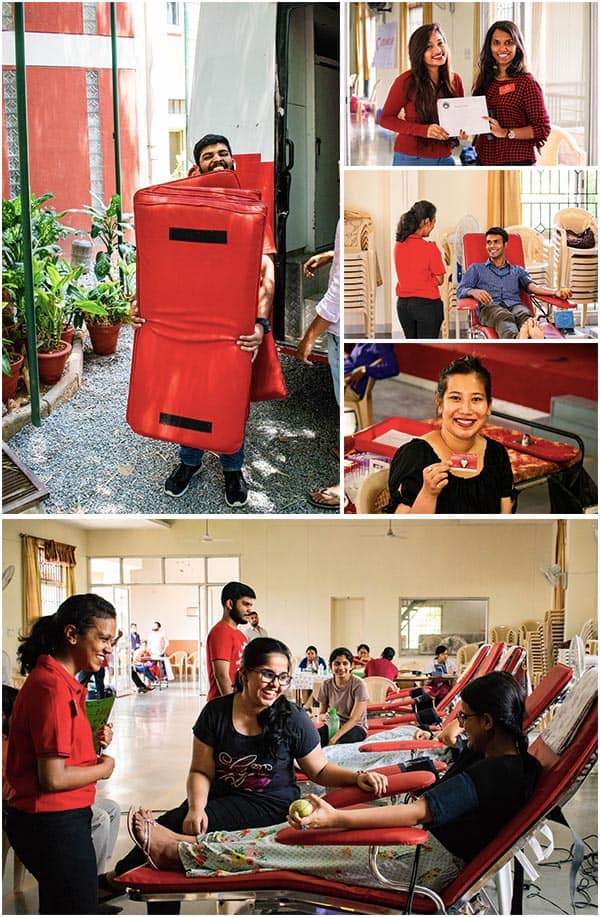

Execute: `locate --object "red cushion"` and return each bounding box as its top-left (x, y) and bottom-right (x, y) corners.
top-left (127, 176), bottom-right (267, 454)
top-left (359, 739), bottom-right (444, 752)
top-left (276, 825), bottom-right (428, 846)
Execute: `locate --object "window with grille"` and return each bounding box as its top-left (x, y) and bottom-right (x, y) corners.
top-left (38, 546), bottom-right (67, 616)
top-left (521, 169), bottom-right (598, 241)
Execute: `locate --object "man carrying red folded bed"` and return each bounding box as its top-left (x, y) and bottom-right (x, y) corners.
top-left (130, 134), bottom-right (275, 508)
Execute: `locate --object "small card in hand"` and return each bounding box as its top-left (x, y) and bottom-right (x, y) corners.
top-left (450, 452), bottom-right (478, 472)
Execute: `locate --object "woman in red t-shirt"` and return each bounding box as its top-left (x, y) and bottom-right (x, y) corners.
top-left (379, 23), bottom-right (464, 166)
top-left (394, 200), bottom-right (446, 339)
top-left (472, 20), bottom-right (550, 166)
top-left (5, 595), bottom-right (117, 914)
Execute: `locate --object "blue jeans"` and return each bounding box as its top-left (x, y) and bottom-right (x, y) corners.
top-left (392, 152), bottom-right (456, 166)
top-left (327, 332), bottom-right (340, 406)
top-left (179, 442), bottom-right (245, 472)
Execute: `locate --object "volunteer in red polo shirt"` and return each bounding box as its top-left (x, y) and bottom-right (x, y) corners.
top-left (205, 580), bottom-right (256, 700)
top-left (394, 200), bottom-right (446, 339)
top-left (5, 595), bottom-right (117, 915)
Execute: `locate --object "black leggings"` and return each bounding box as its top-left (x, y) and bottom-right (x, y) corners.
top-left (396, 296), bottom-right (443, 339)
top-left (114, 792), bottom-right (288, 876)
top-left (318, 724), bottom-right (367, 747)
top-left (7, 806), bottom-right (97, 914)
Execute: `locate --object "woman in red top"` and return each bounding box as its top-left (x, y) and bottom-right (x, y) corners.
top-left (5, 595), bottom-right (117, 914)
top-left (394, 200), bottom-right (446, 339)
top-left (473, 20), bottom-right (550, 166)
top-left (379, 23), bottom-right (464, 166)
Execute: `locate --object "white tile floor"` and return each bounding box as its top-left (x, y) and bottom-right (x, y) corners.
top-left (3, 684), bottom-right (597, 915)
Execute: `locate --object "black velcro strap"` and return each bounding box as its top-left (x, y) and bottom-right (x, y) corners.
top-left (159, 412), bottom-right (212, 433)
top-left (169, 228), bottom-right (227, 244)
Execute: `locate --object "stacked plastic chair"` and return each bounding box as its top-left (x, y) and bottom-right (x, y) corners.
top-left (552, 208), bottom-right (598, 326)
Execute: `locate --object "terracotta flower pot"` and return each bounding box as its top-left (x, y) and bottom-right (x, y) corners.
top-left (37, 341), bottom-right (72, 385)
top-left (2, 353), bottom-right (24, 403)
top-left (61, 324), bottom-right (75, 347)
top-left (88, 322), bottom-right (122, 356)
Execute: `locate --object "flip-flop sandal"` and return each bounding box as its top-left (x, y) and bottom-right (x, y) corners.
top-left (307, 488), bottom-right (340, 509)
top-left (126, 806), bottom-right (159, 870)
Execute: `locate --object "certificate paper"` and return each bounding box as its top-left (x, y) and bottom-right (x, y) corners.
top-left (437, 96), bottom-right (489, 135)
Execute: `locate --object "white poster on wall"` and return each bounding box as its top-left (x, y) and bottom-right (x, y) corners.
top-left (372, 21), bottom-right (397, 69)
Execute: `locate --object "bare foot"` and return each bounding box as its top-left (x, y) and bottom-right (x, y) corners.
top-left (517, 318), bottom-right (532, 339)
top-left (529, 320), bottom-right (544, 339)
top-left (133, 807), bottom-right (195, 870)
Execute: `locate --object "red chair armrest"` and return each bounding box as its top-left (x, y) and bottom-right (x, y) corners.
top-left (359, 740), bottom-right (444, 752)
top-left (533, 293), bottom-right (575, 310)
top-left (276, 825), bottom-right (428, 847)
top-left (322, 769), bottom-right (436, 808)
top-left (457, 296), bottom-right (479, 312)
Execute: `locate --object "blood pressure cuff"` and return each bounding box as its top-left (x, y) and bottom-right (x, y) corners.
top-left (127, 172), bottom-right (285, 454)
top-left (422, 771), bottom-right (479, 826)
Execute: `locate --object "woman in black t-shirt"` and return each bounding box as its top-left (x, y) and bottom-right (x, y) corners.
top-left (112, 638), bottom-right (386, 877)
top-left (386, 355), bottom-right (514, 514)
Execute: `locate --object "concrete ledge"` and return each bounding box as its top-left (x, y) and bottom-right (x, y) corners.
top-left (2, 334), bottom-right (84, 442)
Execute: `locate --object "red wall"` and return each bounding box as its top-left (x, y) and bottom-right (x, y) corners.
top-left (24, 2), bottom-right (134, 37)
top-left (392, 343), bottom-right (597, 413)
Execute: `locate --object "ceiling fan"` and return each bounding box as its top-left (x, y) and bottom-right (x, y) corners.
top-left (201, 520), bottom-right (231, 544)
top-left (362, 521), bottom-right (408, 540)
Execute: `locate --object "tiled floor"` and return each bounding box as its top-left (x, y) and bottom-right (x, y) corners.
top-left (3, 684), bottom-right (597, 916)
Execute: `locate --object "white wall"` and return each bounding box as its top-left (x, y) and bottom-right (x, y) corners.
top-left (3, 519), bottom-right (596, 677)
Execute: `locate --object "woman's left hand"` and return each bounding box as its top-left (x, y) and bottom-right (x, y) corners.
top-left (482, 116), bottom-right (506, 138)
top-left (96, 722), bottom-right (113, 749)
top-left (357, 770), bottom-right (388, 796)
top-left (288, 794), bottom-right (339, 831)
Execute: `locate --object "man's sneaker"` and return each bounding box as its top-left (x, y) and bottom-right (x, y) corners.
top-left (164, 463), bottom-right (201, 497)
top-left (224, 470), bottom-right (249, 507)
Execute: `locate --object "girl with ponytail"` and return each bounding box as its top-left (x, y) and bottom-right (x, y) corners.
top-left (116, 637), bottom-right (388, 875)
top-left (6, 595), bottom-right (117, 914)
top-left (394, 200), bottom-right (446, 338)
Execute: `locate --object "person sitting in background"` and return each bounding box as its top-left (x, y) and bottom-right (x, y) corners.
top-left (364, 647), bottom-right (399, 681)
top-left (352, 643), bottom-right (371, 670)
top-left (318, 648), bottom-right (369, 746)
top-left (243, 611), bottom-right (269, 642)
top-left (132, 641), bottom-right (158, 691)
top-left (298, 646), bottom-right (327, 674)
top-left (427, 644), bottom-right (457, 701)
top-left (344, 344), bottom-right (399, 429)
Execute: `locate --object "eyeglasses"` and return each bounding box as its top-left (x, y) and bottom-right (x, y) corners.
top-left (251, 668), bottom-right (292, 687)
top-left (457, 711), bottom-right (480, 727)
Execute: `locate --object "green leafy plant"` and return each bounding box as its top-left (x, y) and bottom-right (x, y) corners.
top-left (2, 336), bottom-right (17, 376)
top-left (81, 280), bottom-right (131, 327)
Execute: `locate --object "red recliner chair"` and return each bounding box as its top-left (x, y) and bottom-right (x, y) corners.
top-left (457, 233), bottom-right (575, 339)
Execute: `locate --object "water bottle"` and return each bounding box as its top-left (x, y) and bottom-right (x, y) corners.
top-left (318, 663), bottom-right (324, 676)
top-left (327, 707), bottom-right (340, 740)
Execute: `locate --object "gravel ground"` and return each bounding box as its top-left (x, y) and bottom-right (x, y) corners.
top-left (8, 327), bottom-right (340, 514)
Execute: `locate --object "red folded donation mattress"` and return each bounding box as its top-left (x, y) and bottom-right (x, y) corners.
top-left (127, 172), bottom-right (282, 454)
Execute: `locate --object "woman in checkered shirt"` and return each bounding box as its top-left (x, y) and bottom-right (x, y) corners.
top-left (473, 20), bottom-right (550, 166)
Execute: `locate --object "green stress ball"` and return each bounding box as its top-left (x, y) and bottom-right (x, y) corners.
top-left (289, 798), bottom-right (314, 818)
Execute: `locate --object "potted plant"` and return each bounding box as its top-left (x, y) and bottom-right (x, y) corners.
top-left (2, 336), bottom-right (24, 403)
top-left (76, 193), bottom-right (135, 354)
top-left (82, 279), bottom-right (131, 355)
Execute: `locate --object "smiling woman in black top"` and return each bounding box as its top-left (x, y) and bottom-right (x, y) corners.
top-left (386, 355), bottom-right (514, 514)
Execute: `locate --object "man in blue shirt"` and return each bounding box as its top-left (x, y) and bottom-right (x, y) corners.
top-left (457, 227), bottom-right (571, 338)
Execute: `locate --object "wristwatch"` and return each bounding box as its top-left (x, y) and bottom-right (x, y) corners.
top-left (255, 317), bottom-right (271, 334)
top-left (506, 129), bottom-right (516, 140)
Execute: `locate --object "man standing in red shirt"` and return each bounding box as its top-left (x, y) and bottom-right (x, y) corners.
top-left (206, 581), bottom-right (257, 700)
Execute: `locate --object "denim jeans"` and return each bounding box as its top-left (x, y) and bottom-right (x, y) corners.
top-left (179, 442), bottom-right (245, 472)
top-left (392, 152), bottom-right (456, 166)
